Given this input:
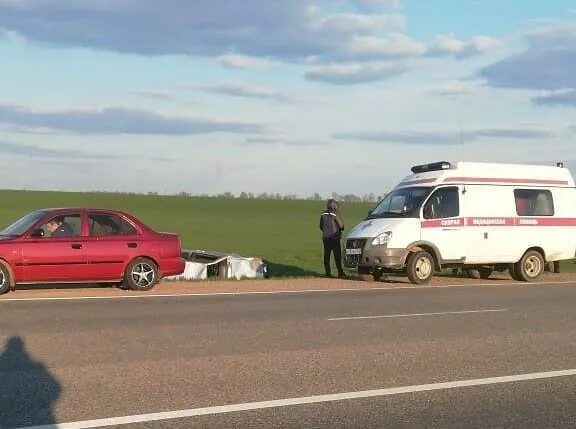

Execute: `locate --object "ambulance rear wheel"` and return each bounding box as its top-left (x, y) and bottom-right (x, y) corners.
top-left (514, 250), bottom-right (544, 282)
top-left (406, 251), bottom-right (434, 284)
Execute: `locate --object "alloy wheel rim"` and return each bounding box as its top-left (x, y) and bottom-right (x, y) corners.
top-left (131, 263), bottom-right (155, 287)
top-left (0, 271), bottom-right (5, 288)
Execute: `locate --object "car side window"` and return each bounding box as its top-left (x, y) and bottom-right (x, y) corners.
top-left (40, 214), bottom-right (82, 237)
top-left (423, 187), bottom-right (459, 220)
top-left (89, 213), bottom-right (138, 237)
top-left (514, 189), bottom-right (554, 216)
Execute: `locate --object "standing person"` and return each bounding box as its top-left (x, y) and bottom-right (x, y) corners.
top-left (319, 199), bottom-right (346, 278)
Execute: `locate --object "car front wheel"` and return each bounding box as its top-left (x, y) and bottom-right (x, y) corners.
top-left (124, 257), bottom-right (159, 291)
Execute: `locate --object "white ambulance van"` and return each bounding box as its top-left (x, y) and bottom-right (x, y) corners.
top-left (344, 161), bottom-right (576, 284)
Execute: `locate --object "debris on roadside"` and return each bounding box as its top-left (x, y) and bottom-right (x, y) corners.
top-left (166, 249), bottom-right (268, 281)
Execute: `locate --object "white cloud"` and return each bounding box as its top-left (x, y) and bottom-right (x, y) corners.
top-left (306, 61), bottom-right (410, 84)
top-left (218, 54), bottom-right (278, 70)
top-left (319, 12), bottom-right (404, 34)
top-left (533, 89), bottom-right (576, 107)
top-left (429, 81), bottom-right (480, 97)
top-left (345, 33), bottom-right (426, 57)
top-left (200, 83), bottom-right (290, 102)
top-left (334, 127), bottom-right (555, 144)
top-left (431, 34), bottom-right (501, 58)
top-left (0, 104), bottom-right (264, 135)
top-left (130, 90), bottom-right (175, 101)
top-left (244, 136), bottom-right (328, 146)
top-left (353, 0), bottom-right (402, 13)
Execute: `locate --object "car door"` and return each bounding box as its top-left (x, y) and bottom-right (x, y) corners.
top-left (420, 186), bottom-right (465, 262)
top-left (20, 212), bottom-right (88, 283)
top-left (83, 211), bottom-right (142, 280)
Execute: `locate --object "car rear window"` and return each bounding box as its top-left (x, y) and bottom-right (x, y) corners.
top-left (89, 213), bottom-right (138, 236)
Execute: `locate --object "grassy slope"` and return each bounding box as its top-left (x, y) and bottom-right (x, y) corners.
top-left (0, 190), bottom-right (574, 276)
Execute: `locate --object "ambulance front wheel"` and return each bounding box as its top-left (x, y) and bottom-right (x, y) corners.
top-left (514, 250), bottom-right (545, 282)
top-left (406, 251), bottom-right (434, 284)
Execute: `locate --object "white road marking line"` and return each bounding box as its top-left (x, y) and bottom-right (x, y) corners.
top-left (1, 280), bottom-right (574, 303)
top-left (22, 369), bottom-right (576, 429)
top-left (328, 308), bottom-right (507, 321)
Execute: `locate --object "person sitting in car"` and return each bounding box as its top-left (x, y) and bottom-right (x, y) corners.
top-left (44, 216), bottom-right (75, 237)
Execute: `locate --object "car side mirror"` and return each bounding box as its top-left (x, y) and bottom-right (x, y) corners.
top-left (30, 228), bottom-right (45, 238)
top-left (367, 209), bottom-right (373, 216)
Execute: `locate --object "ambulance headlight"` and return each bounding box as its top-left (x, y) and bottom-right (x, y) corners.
top-left (372, 231), bottom-right (392, 246)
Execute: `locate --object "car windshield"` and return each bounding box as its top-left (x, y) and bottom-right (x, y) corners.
top-left (0, 210), bottom-right (46, 236)
top-left (367, 187), bottom-right (432, 219)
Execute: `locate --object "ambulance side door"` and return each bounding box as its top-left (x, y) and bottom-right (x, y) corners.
top-left (420, 186), bottom-right (465, 262)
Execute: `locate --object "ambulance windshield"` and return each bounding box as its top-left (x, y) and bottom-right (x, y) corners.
top-left (368, 187), bottom-right (432, 219)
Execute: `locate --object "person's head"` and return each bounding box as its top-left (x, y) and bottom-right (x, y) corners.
top-left (45, 217), bottom-right (63, 233)
top-left (326, 199), bottom-right (339, 213)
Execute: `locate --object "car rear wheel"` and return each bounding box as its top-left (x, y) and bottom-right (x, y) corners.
top-left (124, 257), bottom-right (159, 291)
top-left (406, 251), bottom-right (434, 284)
top-left (514, 250), bottom-right (544, 282)
top-left (0, 264), bottom-right (11, 295)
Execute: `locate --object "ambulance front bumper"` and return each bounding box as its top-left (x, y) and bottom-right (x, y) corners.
top-left (344, 239), bottom-right (408, 270)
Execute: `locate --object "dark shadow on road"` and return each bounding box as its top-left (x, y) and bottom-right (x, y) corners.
top-left (0, 336), bottom-right (61, 428)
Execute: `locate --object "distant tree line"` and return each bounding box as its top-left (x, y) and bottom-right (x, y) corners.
top-left (175, 191), bottom-right (384, 202)
top-left (86, 189), bottom-right (385, 202)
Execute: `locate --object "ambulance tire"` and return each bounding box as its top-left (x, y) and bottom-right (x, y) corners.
top-left (406, 251), bottom-right (434, 284)
top-left (508, 264), bottom-right (522, 281)
top-left (514, 250), bottom-right (545, 282)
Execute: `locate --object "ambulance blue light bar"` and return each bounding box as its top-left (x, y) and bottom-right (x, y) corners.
top-left (411, 162), bottom-right (452, 174)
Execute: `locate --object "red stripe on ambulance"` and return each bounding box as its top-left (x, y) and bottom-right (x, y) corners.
top-left (421, 217), bottom-right (576, 228)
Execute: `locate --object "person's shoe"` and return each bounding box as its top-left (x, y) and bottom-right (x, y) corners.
top-left (325, 273), bottom-right (335, 278)
top-left (338, 272), bottom-right (347, 279)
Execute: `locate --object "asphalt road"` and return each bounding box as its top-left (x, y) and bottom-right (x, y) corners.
top-left (1, 282), bottom-right (576, 428)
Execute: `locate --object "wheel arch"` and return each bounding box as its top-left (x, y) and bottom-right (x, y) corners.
top-left (523, 246), bottom-right (546, 262)
top-left (405, 241), bottom-right (442, 271)
top-left (127, 255), bottom-right (161, 274)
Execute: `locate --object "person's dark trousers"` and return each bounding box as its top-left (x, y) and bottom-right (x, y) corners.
top-left (323, 236), bottom-right (344, 276)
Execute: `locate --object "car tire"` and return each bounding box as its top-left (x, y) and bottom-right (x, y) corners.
top-left (514, 250), bottom-right (544, 282)
top-left (406, 251), bottom-right (434, 285)
top-left (123, 257), bottom-right (159, 291)
top-left (0, 263), bottom-right (11, 295)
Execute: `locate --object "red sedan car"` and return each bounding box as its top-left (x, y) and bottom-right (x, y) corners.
top-left (0, 208), bottom-right (185, 294)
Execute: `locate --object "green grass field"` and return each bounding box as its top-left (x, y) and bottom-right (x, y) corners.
top-left (0, 190), bottom-right (373, 277)
top-left (0, 189), bottom-right (574, 276)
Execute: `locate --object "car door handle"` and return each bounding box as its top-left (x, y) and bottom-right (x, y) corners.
top-left (127, 242), bottom-right (138, 248)
top-left (71, 243), bottom-right (82, 249)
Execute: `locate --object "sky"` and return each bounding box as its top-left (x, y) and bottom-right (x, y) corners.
top-left (0, 0), bottom-right (575, 196)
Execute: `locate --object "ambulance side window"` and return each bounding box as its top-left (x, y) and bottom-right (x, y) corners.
top-left (423, 187), bottom-right (459, 219)
top-left (514, 189), bottom-right (554, 216)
